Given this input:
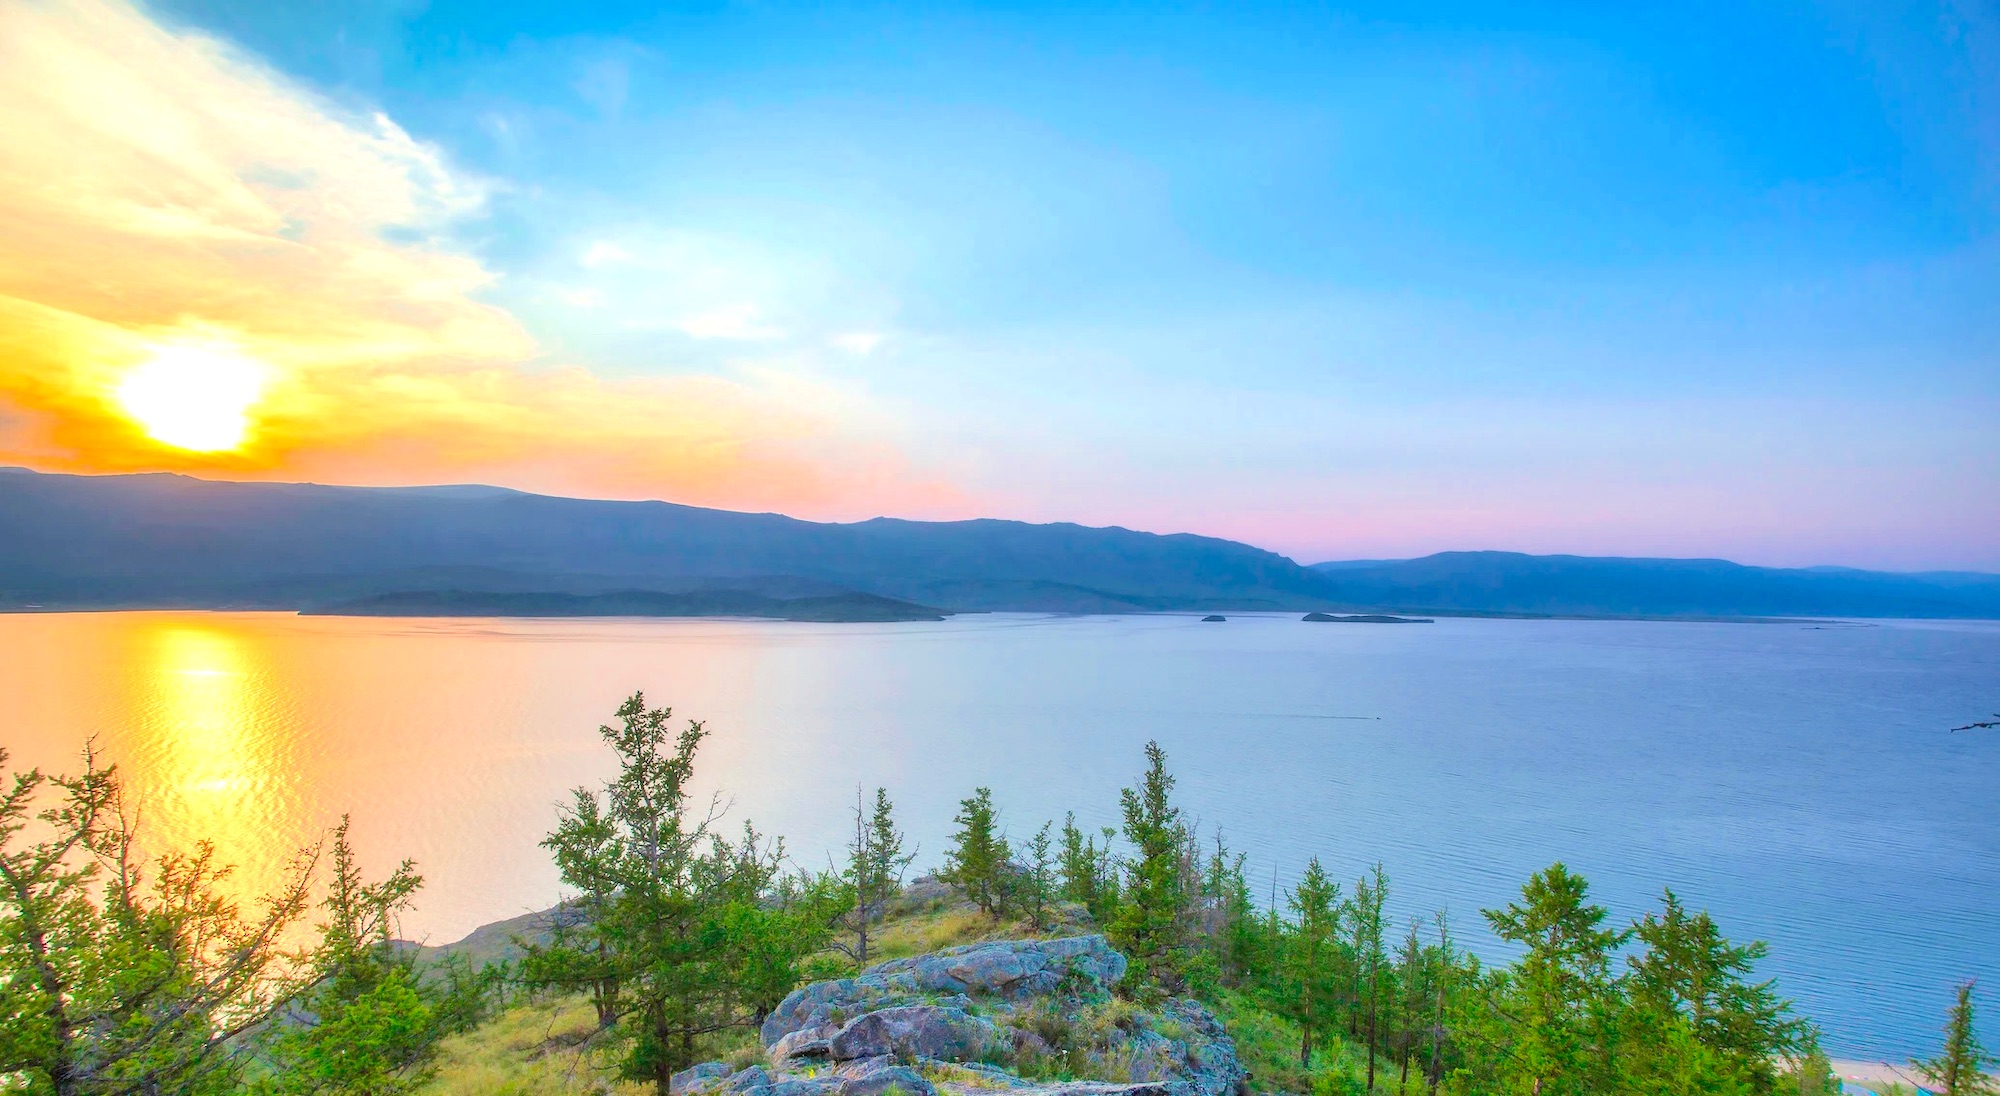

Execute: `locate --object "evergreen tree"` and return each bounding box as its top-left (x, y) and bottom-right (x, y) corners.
top-left (842, 786), bottom-right (915, 964)
top-left (1353, 864), bottom-right (1390, 1091)
top-left (1278, 858), bottom-right (1344, 1068)
top-left (941, 787), bottom-right (1011, 918)
top-left (0, 747), bottom-right (474, 1096)
top-left (1916, 981), bottom-right (1997, 1096)
top-left (1481, 862), bottom-right (1628, 1096)
top-left (520, 694), bottom-right (831, 1095)
top-left (1022, 822), bottom-right (1058, 930)
top-left (1426, 911), bottom-right (1463, 1095)
top-left (1790, 1028), bottom-right (1837, 1096)
top-left (1111, 741), bottom-right (1192, 990)
top-left (1201, 833), bottom-right (1266, 987)
top-left (0, 744), bottom-right (319, 1096)
top-left (1395, 916), bottom-right (1428, 1092)
top-left (257, 818), bottom-right (491, 1096)
top-left (1628, 889), bottom-right (1802, 1093)
top-left (1057, 813), bottom-right (1119, 926)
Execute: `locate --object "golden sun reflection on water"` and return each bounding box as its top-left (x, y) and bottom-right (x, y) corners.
top-left (116, 622), bottom-right (311, 911)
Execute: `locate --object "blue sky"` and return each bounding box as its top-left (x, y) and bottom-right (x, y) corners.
top-left (12, 0), bottom-right (1996, 567)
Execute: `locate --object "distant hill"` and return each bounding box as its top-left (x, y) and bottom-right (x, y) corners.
top-left (3, 470), bottom-right (1992, 619)
top-left (0, 469), bottom-right (1331, 614)
top-left (1308, 551), bottom-right (2000, 619)
top-left (311, 589), bottom-right (948, 622)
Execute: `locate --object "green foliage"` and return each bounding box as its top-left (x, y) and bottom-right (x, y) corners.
top-left (1626, 889), bottom-right (1802, 1094)
top-left (0, 745), bottom-right (317, 1096)
top-left (843, 786), bottom-right (916, 964)
top-left (1475, 862), bottom-right (1628, 1096)
top-left (518, 693), bottom-right (835, 1096)
top-left (941, 787), bottom-right (1012, 918)
top-left (1916, 981), bottom-right (1998, 1096)
top-left (1109, 741), bottom-right (1192, 991)
top-left (1782, 1028), bottom-right (1837, 1096)
top-left (1199, 833), bottom-right (1268, 989)
top-left (1275, 858), bottom-right (1345, 1068)
top-left (1349, 864), bottom-right (1390, 1091)
top-left (256, 818), bottom-right (492, 1096)
top-left (1057, 813), bottom-right (1120, 926)
top-left (0, 747), bottom-right (477, 1096)
top-left (1020, 822), bottom-right (1058, 930)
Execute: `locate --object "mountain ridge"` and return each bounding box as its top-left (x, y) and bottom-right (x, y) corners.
top-left (1306, 550), bottom-right (2000, 618)
top-left (2, 469), bottom-right (1995, 618)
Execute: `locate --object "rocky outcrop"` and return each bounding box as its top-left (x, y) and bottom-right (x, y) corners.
top-left (761, 936), bottom-right (1127, 1050)
top-left (688, 937), bottom-right (1241, 1096)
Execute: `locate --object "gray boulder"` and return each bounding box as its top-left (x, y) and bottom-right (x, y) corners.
top-left (730, 1066), bottom-right (776, 1096)
top-left (673, 1062), bottom-right (736, 1094)
top-left (753, 936), bottom-right (1238, 1096)
top-left (770, 1029), bottom-right (834, 1069)
top-left (763, 937), bottom-right (1121, 1049)
top-left (829, 1005), bottom-right (1005, 1063)
top-left (769, 1081), bottom-right (843, 1096)
top-left (1159, 1000), bottom-right (1243, 1096)
top-left (865, 936), bottom-right (1126, 1002)
top-left (832, 1056), bottom-right (939, 1096)
top-left (1039, 1086), bottom-right (1177, 1096)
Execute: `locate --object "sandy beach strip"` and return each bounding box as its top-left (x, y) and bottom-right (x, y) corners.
top-left (1830, 1059), bottom-right (1934, 1092)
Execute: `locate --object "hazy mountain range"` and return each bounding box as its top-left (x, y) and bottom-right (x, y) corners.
top-left (2, 468), bottom-right (1995, 620)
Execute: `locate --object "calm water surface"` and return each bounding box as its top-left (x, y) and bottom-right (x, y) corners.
top-left (0, 611), bottom-right (1993, 1058)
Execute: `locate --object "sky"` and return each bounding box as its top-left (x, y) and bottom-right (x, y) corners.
top-left (0, 0), bottom-right (1995, 569)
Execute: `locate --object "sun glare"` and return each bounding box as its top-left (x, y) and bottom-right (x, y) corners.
top-left (116, 347), bottom-right (268, 452)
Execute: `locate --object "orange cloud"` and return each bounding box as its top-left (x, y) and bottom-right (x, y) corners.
top-left (0, 0), bottom-right (954, 517)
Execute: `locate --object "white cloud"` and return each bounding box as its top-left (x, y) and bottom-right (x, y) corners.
top-left (832, 331), bottom-right (886, 355)
top-left (677, 303), bottom-right (784, 341)
top-left (580, 240), bottom-right (631, 268)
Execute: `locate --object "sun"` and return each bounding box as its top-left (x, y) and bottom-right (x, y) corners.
top-left (116, 346), bottom-right (269, 452)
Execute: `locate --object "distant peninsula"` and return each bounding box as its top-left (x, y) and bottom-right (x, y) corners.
top-left (307, 589), bottom-right (949, 623)
top-left (1301, 612), bottom-right (1433, 623)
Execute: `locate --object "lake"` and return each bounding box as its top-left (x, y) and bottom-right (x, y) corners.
top-left (0, 610), bottom-right (1993, 1059)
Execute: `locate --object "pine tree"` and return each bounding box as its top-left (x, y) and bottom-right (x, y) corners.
top-left (941, 787), bottom-right (1011, 918)
top-left (1916, 981), bottom-right (1998, 1096)
top-left (1482, 862), bottom-right (1628, 1096)
top-left (1022, 822), bottom-right (1058, 930)
top-left (843, 786), bottom-right (915, 964)
top-left (1202, 832), bottom-right (1265, 986)
top-left (1278, 858), bottom-right (1344, 1068)
top-left (1353, 863), bottom-right (1390, 1091)
top-left (1790, 1028), bottom-right (1837, 1096)
top-left (257, 818), bottom-right (490, 1096)
top-left (1058, 813), bottom-right (1119, 926)
top-left (1426, 911), bottom-right (1461, 1095)
top-left (0, 745), bottom-right (319, 1096)
top-left (1111, 740), bottom-right (1192, 990)
top-left (1628, 889), bottom-right (1802, 1093)
top-left (521, 694), bottom-right (831, 1095)
top-left (1395, 916), bottom-right (1428, 1092)
top-left (0, 748), bottom-right (475, 1096)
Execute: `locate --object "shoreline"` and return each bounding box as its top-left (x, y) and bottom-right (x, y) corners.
top-left (1832, 1058), bottom-right (1934, 1092)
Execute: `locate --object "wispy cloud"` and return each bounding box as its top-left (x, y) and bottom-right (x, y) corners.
top-left (0, 0), bottom-right (952, 516)
top-left (676, 304), bottom-right (784, 341)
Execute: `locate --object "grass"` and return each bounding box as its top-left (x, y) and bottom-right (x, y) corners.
top-left (419, 894), bottom-right (1375, 1096)
top-left (1206, 989), bottom-right (1406, 1096)
top-left (416, 996), bottom-right (639, 1096)
top-left (416, 996), bottom-right (763, 1096)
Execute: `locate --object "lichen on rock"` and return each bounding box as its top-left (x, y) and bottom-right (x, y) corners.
top-left (690, 936), bottom-right (1242, 1096)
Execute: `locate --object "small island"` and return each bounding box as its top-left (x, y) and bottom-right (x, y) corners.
top-left (1302, 612), bottom-right (1433, 623)
top-left (1201, 614), bottom-right (1227, 622)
